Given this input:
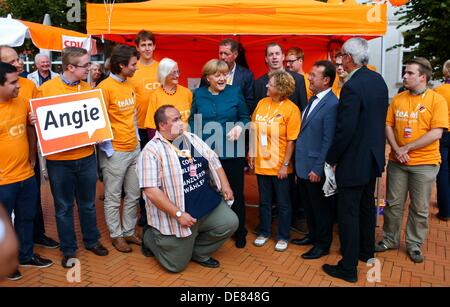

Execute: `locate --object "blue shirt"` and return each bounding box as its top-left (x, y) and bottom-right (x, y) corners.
top-left (189, 85), bottom-right (250, 159)
top-left (177, 143), bottom-right (222, 219)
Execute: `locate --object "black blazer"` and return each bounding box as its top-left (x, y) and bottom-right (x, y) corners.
top-left (200, 64), bottom-right (255, 113)
top-left (254, 71), bottom-right (308, 112)
top-left (326, 66), bottom-right (389, 188)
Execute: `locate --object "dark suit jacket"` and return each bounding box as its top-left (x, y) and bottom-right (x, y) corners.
top-left (295, 90), bottom-right (339, 179)
top-left (326, 66), bottom-right (389, 188)
top-left (254, 71), bottom-right (308, 112)
top-left (200, 64), bottom-right (255, 113)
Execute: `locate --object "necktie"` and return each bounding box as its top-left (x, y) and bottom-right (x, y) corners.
top-left (302, 95), bottom-right (317, 120)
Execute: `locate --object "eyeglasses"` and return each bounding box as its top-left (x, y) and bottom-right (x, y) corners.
top-left (71, 62), bottom-right (91, 69)
top-left (170, 70), bottom-right (180, 76)
top-left (284, 58), bottom-right (300, 65)
top-left (335, 63), bottom-right (344, 67)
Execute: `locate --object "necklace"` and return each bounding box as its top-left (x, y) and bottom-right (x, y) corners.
top-left (163, 86), bottom-right (177, 96)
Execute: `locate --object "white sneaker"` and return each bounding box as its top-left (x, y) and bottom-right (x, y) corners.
top-left (275, 240), bottom-right (288, 252)
top-left (253, 236), bottom-right (269, 247)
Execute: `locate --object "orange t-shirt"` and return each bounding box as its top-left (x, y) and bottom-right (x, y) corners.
top-left (144, 86), bottom-right (193, 129)
top-left (37, 77), bottom-right (95, 161)
top-left (19, 77), bottom-right (39, 100)
top-left (0, 96), bottom-right (34, 185)
top-left (434, 84), bottom-right (450, 127)
top-left (96, 76), bottom-right (138, 151)
top-left (303, 73), bottom-right (313, 100)
top-left (128, 60), bottom-right (160, 129)
top-left (386, 89), bottom-right (448, 165)
top-left (251, 97), bottom-right (301, 176)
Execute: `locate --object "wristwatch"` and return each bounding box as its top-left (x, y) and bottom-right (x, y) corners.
top-left (283, 162), bottom-right (289, 167)
top-left (175, 210), bottom-right (183, 218)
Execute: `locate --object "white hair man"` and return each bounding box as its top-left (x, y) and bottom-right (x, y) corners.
top-left (27, 53), bottom-right (58, 87)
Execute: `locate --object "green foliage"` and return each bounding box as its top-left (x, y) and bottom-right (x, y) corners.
top-left (395, 0), bottom-right (450, 79)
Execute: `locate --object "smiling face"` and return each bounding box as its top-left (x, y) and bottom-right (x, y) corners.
top-left (165, 64), bottom-right (180, 87)
top-left (36, 56), bottom-right (51, 74)
top-left (206, 71), bottom-right (227, 94)
top-left (285, 54), bottom-right (302, 73)
top-left (0, 72), bottom-right (20, 101)
top-left (136, 39), bottom-right (156, 62)
top-left (0, 47), bottom-right (24, 74)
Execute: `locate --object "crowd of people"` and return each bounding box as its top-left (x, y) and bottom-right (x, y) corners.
top-left (0, 31), bottom-right (449, 283)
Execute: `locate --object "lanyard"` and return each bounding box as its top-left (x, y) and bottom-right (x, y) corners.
top-left (161, 135), bottom-right (193, 163)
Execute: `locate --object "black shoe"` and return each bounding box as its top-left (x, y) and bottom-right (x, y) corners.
top-left (7, 270), bottom-right (22, 281)
top-left (291, 236), bottom-right (314, 246)
top-left (358, 254), bottom-right (374, 263)
top-left (19, 254), bottom-right (53, 268)
top-left (141, 243), bottom-right (154, 257)
top-left (34, 235), bottom-right (60, 249)
top-left (322, 264), bottom-right (357, 283)
top-left (192, 257), bottom-right (220, 268)
top-left (301, 247), bottom-right (329, 259)
top-left (61, 256), bottom-right (76, 269)
top-left (86, 243), bottom-right (109, 256)
top-left (437, 213), bottom-right (450, 221)
top-left (235, 236), bottom-right (247, 249)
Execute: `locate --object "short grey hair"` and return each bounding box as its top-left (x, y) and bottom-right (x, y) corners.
top-left (157, 57), bottom-right (177, 84)
top-left (34, 53), bottom-right (50, 63)
top-left (342, 37), bottom-right (369, 66)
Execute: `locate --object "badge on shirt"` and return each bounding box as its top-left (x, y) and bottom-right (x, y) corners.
top-left (189, 163), bottom-right (197, 177)
top-left (260, 133), bottom-right (268, 147)
top-left (404, 127), bottom-right (412, 138)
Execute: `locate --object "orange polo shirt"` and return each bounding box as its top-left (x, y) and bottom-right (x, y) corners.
top-left (386, 89), bottom-right (448, 166)
top-left (251, 97), bottom-right (301, 176)
top-left (38, 77), bottom-right (95, 161)
top-left (0, 96), bottom-right (34, 185)
top-left (434, 84), bottom-right (450, 127)
top-left (144, 86), bottom-right (193, 129)
top-left (128, 60), bottom-right (160, 129)
top-left (96, 76), bottom-right (138, 151)
top-left (19, 77), bottom-right (39, 100)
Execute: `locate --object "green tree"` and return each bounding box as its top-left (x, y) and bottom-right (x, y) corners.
top-left (396, 0), bottom-right (450, 79)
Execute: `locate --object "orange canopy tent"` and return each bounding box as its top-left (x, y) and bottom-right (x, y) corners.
top-left (86, 0), bottom-right (387, 84)
top-left (0, 17), bottom-right (91, 51)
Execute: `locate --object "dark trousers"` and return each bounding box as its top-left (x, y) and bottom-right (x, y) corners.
top-left (337, 177), bottom-right (376, 275)
top-left (220, 158), bottom-right (247, 239)
top-left (33, 153), bottom-right (46, 240)
top-left (257, 174), bottom-right (292, 241)
top-left (138, 128), bottom-right (150, 225)
top-left (0, 176), bottom-right (38, 262)
top-left (298, 178), bottom-right (333, 251)
top-left (46, 154), bottom-right (100, 256)
top-left (437, 132), bottom-right (450, 218)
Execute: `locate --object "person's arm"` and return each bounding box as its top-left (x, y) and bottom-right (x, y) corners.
top-left (0, 205), bottom-right (19, 278)
top-left (143, 187), bottom-right (196, 228)
top-left (385, 125), bottom-right (407, 163)
top-left (278, 140), bottom-right (295, 180)
top-left (215, 167), bottom-right (234, 201)
top-left (26, 126), bottom-right (37, 168)
top-left (400, 128), bottom-right (443, 155)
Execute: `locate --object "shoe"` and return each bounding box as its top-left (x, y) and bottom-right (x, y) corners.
top-left (7, 270), bottom-right (22, 281)
top-left (34, 235), bottom-right (60, 249)
top-left (192, 257), bottom-right (220, 268)
top-left (124, 234), bottom-right (142, 246)
top-left (322, 264), bottom-right (357, 283)
top-left (291, 236), bottom-right (314, 246)
top-left (275, 240), bottom-right (288, 252)
top-left (408, 249), bottom-right (424, 263)
top-left (61, 256), bottom-right (76, 269)
top-left (301, 247), bottom-right (329, 259)
top-left (19, 254), bottom-right (53, 268)
top-left (437, 213), bottom-right (450, 221)
top-left (253, 236), bottom-right (269, 247)
top-left (86, 243), bottom-right (109, 256)
top-left (112, 237), bottom-right (132, 253)
top-left (358, 255), bottom-right (373, 263)
top-left (374, 241), bottom-right (391, 252)
top-left (235, 236), bottom-right (247, 248)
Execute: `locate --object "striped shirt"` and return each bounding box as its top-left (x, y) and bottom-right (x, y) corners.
top-left (136, 131), bottom-right (223, 237)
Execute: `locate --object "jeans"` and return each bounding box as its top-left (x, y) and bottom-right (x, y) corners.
top-left (0, 176), bottom-right (37, 262)
top-left (33, 152), bottom-right (46, 240)
top-left (46, 154), bottom-right (100, 256)
top-left (256, 174), bottom-right (292, 241)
